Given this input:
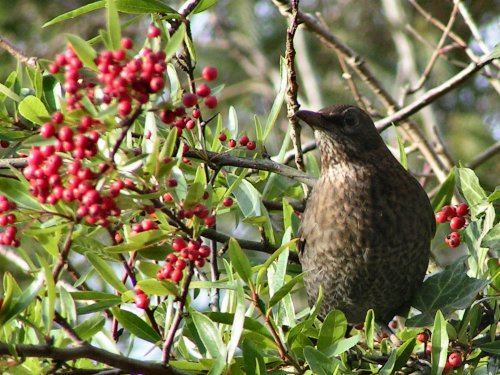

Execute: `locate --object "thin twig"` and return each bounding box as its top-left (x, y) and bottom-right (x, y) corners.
top-left (0, 342), bottom-right (183, 375)
top-left (162, 264), bottom-right (195, 364)
top-left (110, 108), bottom-right (143, 164)
top-left (466, 142), bottom-right (500, 169)
top-left (52, 224), bottom-right (75, 282)
top-left (0, 35), bottom-right (37, 67)
top-left (285, 0), bottom-right (309, 197)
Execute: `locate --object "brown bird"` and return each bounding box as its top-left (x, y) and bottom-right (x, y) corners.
top-left (295, 105), bottom-right (435, 323)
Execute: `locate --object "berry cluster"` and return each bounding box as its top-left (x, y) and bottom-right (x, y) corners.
top-left (156, 237), bottom-right (211, 284)
top-left (435, 203), bottom-right (469, 248)
top-left (159, 66), bottom-right (219, 135)
top-left (218, 133), bottom-right (256, 150)
top-left (131, 218), bottom-right (158, 235)
top-left (416, 331), bottom-right (463, 373)
top-left (0, 195), bottom-right (19, 247)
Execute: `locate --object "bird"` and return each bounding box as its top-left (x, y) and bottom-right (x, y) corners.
top-left (294, 104), bottom-right (435, 324)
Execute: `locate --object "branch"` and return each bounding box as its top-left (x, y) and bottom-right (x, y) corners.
top-left (0, 342), bottom-right (184, 375)
top-left (466, 142), bottom-right (500, 169)
top-left (375, 55), bottom-right (497, 131)
top-left (0, 35), bottom-right (37, 67)
top-left (184, 149), bottom-right (315, 187)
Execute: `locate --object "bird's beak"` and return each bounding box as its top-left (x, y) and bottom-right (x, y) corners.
top-left (293, 110), bottom-right (325, 130)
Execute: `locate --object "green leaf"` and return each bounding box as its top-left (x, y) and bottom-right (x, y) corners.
top-left (228, 237), bottom-right (253, 285)
top-left (379, 350), bottom-right (397, 375)
top-left (107, 0), bottom-right (121, 51)
top-left (394, 338), bottom-right (416, 372)
top-left (323, 335), bottom-right (360, 357)
top-left (0, 82), bottom-right (22, 102)
top-left (191, 310), bottom-right (226, 358)
top-left (481, 222), bottom-right (500, 250)
top-left (86, 253), bottom-right (128, 293)
top-left (43, 1), bottom-right (106, 27)
top-left (268, 273), bottom-right (304, 308)
top-left (37, 255), bottom-right (56, 333)
top-left (104, 229), bottom-right (166, 253)
top-left (478, 340), bottom-right (500, 355)
top-left (256, 238), bottom-right (296, 285)
top-left (393, 125), bottom-right (408, 170)
top-left (365, 309), bottom-right (375, 350)
top-left (192, 0), bottom-right (218, 13)
top-left (137, 279), bottom-right (179, 297)
top-left (115, 0), bottom-right (176, 14)
top-left (263, 57), bottom-right (287, 140)
top-left (112, 308), bottom-right (161, 343)
top-left (242, 339), bottom-right (266, 375)
top-left (431, 169), bottom-right (455, 211)
top-left (227, 106), bottom-right (238, 138)
top-left (0, 178), bottom-right (42, 211)
top-left (431, 310), bottom-right (449, 375)
top-left (227, 283), bottom-right (245, 364)
top-left (0, 273), bottom-right (43, 326)
top-left (74, 314), bottom-right (105, 340)
top-left (230, 178), bottom-right (262, 218)
top-left (456, 167), bottom-right (488, 219)
top-left (184, 167), bottom-right (206, 208)
top-left (303, 346), bottom-right (342, 375)
top-left (66, 34), bottom-right (97, 71)
top-left (164, 23), bottom-right (186, 61)
top-left (407, 259), bottom-right (489, 327)
top-left (77, 299), bottom-right (121, 315)
top-left (317, 310), bottom-right (348, 351)
top-left (206, 312), bottom-right (273, 341)
top-left (59, 287), bottom-right (77, 325)
top-left (18, 95), bottom-right (49, 125)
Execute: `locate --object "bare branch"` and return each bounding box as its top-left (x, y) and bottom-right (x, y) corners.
top-left (0, 342), bottom-right (184, 375)
top-left (0, 35), bottom-right (37, 67)
top-left (466, 142), bottom-right (500, 169)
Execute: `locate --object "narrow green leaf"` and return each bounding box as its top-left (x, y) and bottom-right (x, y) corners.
top-left (107, 0), bottom-right (121, 51)
top-left (18, 95), bottom-right (49, 125)
top-left (365, 309), bottom-right (375, 350)
top-left (112, 308), bottom-right (161, 343)
top-left (86, 253), bottom-right (128, 293)
top-left (206, 312), bottom-right (273, 341)
top-left (242, 339), bottom-right (266, 375)
top-left (431, 169), bottom-right (455, 211)
top-left (43, 2), bottom-right (105, 27)
top-left (323, 335), bottom-right (360, 357)
top-left (0, 178), bottom-right (42, 211)
top-left (227, 283), bottom-right (245, 364)
top-left (192, 0), bottom-right (218, 13)
top-left (304, 346), bottom-right (342, 375)
top-left (59, 287), bottom-right (77, 325)
top-left (74, 314), bottom-right (105, 340)
top-left (66, 34), bottom-right (97, 70)
top-left (431, 310), bottom-right (449, 375)
top-left (317, 310), bottom-right (348, 351)
top-left (268, 273), bottom-right (304, 308)
top-left (184, 167), bottom-right (206, 208)
top-left (115, 0), bottom-right (176, 14)
top-left (394, 338), bottom-right (416, 372)
top-left (379, 350), bottom-right (397, 375)
top-left (0, 273), bottom-right (43, 326)
top-left (164, 23), bottom-right (186, 61)
top-left (256, 238), bottom-right (296, 284)
top-left (37, 255), bottom-right (56, 333)
top-left (191, 310), bottom-right (226, 358)
top-left (478, 340), bottom-right (500, 355)
top-left (393, 125), bottom-right (408, 170)
top-left (77, 299), bottom-right (121, 315)
top-left (0, 82), bottom-right (22, 102)
top-left (137, 279), bottom-right (179, 297)
top-left (227, 106), bottom-right (239, 137)
top-left (228, 238), bottom-right (253, 285)
top-left (263, 57), bottom-right (287, 140)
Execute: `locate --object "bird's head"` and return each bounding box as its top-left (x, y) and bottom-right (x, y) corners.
top-left (294, 105), bottom-right (387, 166)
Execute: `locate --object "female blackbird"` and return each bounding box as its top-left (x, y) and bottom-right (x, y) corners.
top-left (295, 105), bottom-right (435, 323)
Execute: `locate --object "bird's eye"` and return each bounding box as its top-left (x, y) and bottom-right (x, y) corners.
top-left (343, 110), bottom-right (359, 127)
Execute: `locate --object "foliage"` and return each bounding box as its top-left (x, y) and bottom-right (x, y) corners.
top-left (0, 1), bottom-right (498, 374)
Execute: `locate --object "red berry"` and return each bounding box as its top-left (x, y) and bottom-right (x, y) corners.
top-left (147, 25), bottom-right (161, 38)
top-left (202, 66), bottom-right (218, 81)
top-left (121, 37), bottom-right (133, 50)
top-left (163, 193), bottom-right (173, 202)
top-left (175, 259), bottom-right (186, 270)
top-left (455, 203), bottom-right (469, 217)
top-left (198, 245), bottom-right (210, 258)
top-left (416, 332), bottom-right (429, 343)
top-left (223, 197), bottom-right (233, 207)
top-left (150, 77), bottom-right (165, 93)
top-left (192, 109), bottom-right (201, 119)
top-left (239, 135), bottom-right (249, 146)
top-left (48, 63), bottom-right (60, 74)
top-left (159, 110), bottom-right (175, 124)
top-left (196, 84), bottom-right (211, 97)
top-left (441, 205), bottom-right (456, 219)
top-left (445, 233), bottom-right (461, 248)
top-left (167, 178), bottom-right (177, 188)
top-left (218, 132), bottom-right (227, 142)
top-left (40, 123), bottom-right (56, 138)
top-left (52, 112), bottom-right (64, 124)
top-left (435, 211), bottom-right (447, 223)
top-left (135, 293), bottom-right (149, 309)
top-left (172, 237), bottom-right (187, 252)
top-left (228, 139), bottom-right (236, 148)
top-left (447, 352), bottom-right (462, 367)
top-left (204, 96), bottom-right (217, 109)
top-left (58, 126), bottom-right (74, 142)
top-left (141, 219), bottom-right (157, 231)
top-left (450, 216), bottom-right (465, 230)
top-left (182, 93), bottom-right (198, 107)
top-left (118, 100), bottom-right (132, 116)
top-left (204, 216), bottom-right (216, 227)
top-left (389, 320), bottom-right (397, 329)
top-left (171, 268), bottom-right (183, 283)
top-left (195, 258), bottom-right (205, 268)
top-left (246, 141), bottom-right (256, 150)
